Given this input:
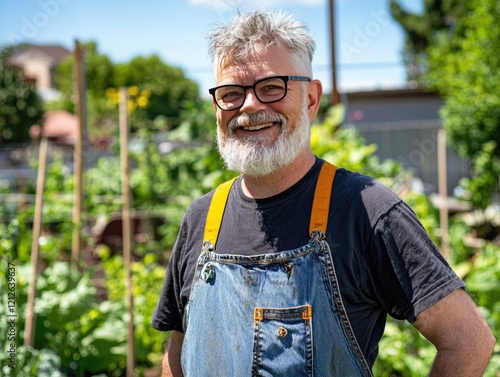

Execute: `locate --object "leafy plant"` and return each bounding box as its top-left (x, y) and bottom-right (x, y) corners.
top-left (0, 346), bottom-right (65, 377)
top-left (427, 0), bottom-right (500, 208)
top-left (373, 319), bottom-right (435, 376)
top-left (98, 247), bottom-right (168, 368)
top-left (0, 47), bottom-right (44, 142)
top-left (3, 96), bottom-right (499, 376)
top-left (311, 106), bottom-right (407, 183)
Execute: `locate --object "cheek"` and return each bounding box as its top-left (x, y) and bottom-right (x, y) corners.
top-left (217, 111), bottom-right (236, 129)
top-left (276, 102), bottom-right (305, 131)
top-left (216, 110), bottom-right (227, 127)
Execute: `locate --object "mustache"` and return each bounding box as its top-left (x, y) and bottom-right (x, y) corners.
top-left (227, 111), bottom-right (286, 133)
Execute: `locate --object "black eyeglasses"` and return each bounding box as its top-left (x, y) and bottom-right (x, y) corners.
top-left (208, 75), bottom-right (311, 111)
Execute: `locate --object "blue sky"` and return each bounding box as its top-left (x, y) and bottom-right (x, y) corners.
top-left (0, 0), bottom-right (422, 97)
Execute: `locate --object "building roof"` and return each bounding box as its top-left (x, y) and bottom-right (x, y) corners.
top-left (343, 87), bottom-right (444, 124)
top-left (345, 86), bottom-right (439, 100)
top-left (29, 110), bottom-right (78, 144)
top-left (9, 44), bottom-right (71, 66)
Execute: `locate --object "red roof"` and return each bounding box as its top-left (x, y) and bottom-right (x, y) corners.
top-left (30, 110), bottom-right (78, 144)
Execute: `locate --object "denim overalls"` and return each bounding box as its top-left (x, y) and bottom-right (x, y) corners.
top-left (181, 162), bottom-right (373, 376)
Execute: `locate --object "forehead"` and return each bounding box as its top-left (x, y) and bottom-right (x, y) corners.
top-left (215, 45), bottom-right (296, 85)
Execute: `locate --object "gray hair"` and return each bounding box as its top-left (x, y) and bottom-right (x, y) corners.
top-left (207, 9), bottom-right (316, 77)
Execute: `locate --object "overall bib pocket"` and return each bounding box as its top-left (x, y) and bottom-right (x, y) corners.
top-left (252, 305), bottom-right (313, 377)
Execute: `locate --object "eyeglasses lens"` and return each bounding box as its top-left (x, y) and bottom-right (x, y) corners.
top-left (215, 77), bottom-right (287, 110)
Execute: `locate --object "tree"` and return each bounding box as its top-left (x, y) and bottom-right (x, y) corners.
top-left (0, 47), bottom-right (44, 142)
top-left (52, 42), bottom-right (117, 136)
top-left (113, 55), bottom-right (199, 128)
top-left (426, 0), bottom-right (500, 208)
top-left (389, 0), bottom-right (469, 83)
top-left (52, 43), bottom-right (200, 135)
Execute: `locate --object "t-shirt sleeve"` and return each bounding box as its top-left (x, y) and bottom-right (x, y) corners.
top-left (151, 192), bottom-right (212, 333)
top-left (151, 217), bottom-right (188, 332)
top-left (367, 200), bottom-right (465, 323)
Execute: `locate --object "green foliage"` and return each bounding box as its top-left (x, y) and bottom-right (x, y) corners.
top-left (373, 229), bottom-right (500, 377)
top-left (466, 244), bottom-right (500, 321)
top-left (311, 106), bottom-right (408, 186)
top-left (447, 217), bottom-right (475, 267)
top-left (0, 258), bottom-right (166, 376)
top-left (427, 0), bottom-right (500, 208)
top-left (51, 42), bottom-right (200, 136)
top-left (51, 42), bottom-right (120, 137)
top-left (0, 346), bottom-right (65, 377)
top-left (1, 157), bottom-right (75, 265)
top-left (373, 319), bottom-right (435, 376)
top-left (0, 47), bottom-right (44, 142)
top-left (389, 0), bottom-right (469, 82)
top-left (55, 42), bottom-right (115, 99)
top-left (98, 247), bottom-right (168, 367)
top-left (464, 243), bottom-right (500, 376)
top-left (113, 55), bottom-right (199, 127)
top-left (313, 107), bottom-right (498, 375)
top-left (2, 98), bottom-right (499, 375)
top-left (79, 99), bottom-right (226, 250)
top-left (458, 141), bottom-right (500, 209)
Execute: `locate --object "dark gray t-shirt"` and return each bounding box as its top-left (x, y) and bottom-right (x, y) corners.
top-left (152, 157), bottom-right (464, 367)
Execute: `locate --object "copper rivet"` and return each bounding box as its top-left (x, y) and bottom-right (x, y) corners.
top-left (277, 327), bottom-right (288, 338)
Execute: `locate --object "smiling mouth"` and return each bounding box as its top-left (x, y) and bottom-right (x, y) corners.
top-left (241, 122), bottom-right (277, 131)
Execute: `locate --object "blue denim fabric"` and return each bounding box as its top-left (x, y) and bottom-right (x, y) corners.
top-left (181, 234), bottom-right (373, 376)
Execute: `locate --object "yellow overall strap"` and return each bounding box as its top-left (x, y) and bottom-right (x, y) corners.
top-left (309, 161), bottom-right (337, 235)
top-left (203, 177), bottom-right (238, 246)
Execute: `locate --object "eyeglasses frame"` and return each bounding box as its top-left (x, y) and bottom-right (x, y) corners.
top-left (208, 75), bottom-right (311, 111)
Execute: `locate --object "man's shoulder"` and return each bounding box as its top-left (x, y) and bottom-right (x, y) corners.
top-left (184, 177), bottom-right (239, 221)
top-left (184, 188), bottom-right (216, 221)
top-left (334, 168), bottom-right (396, 197)
top-left (333, 168), bottom-right (403, 223)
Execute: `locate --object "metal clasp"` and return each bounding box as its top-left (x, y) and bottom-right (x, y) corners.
top-left (201, 263), bottom-right (215, 282)
top-left (201, 240), bottom-right (215, 253)
top-left (310, 229), bottom-right (326, 241)
top-left (302, 304), bottom-right (312, 320)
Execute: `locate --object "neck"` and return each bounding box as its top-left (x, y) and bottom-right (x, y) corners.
top-left (241, 150), bottom-right (316, 199)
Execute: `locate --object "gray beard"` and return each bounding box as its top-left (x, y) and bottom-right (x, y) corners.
top-left (216, 107), bottom-right (310, 177)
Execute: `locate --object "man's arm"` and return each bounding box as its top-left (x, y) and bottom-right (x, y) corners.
top-left (413, 288), bottom-right (496, 376)
top-left (161, 330), bottom-right (185, 377)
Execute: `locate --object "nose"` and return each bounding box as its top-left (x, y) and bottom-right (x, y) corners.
top-left (239, 88), bottom-right (266, 112)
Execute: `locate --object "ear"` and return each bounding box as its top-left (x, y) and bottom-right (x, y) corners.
top-left (306, 79), bottom-right (323, 122)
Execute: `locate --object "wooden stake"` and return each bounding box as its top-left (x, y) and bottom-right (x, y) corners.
top-left (119, 87), bottom-right (136, 376)
top-left (438, 129), bottom-right (450, 258)
top-left (24, 136), bottom-right (48, 347)
top-left (71, 40), bottom-right (86, 268)
top-left (329, 0), bottom-right (341, 105)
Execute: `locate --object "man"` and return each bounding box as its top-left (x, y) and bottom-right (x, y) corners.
top-left (152, 9), bottom-right (495, 377)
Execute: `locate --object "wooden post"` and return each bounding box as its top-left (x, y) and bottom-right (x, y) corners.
top-left (71, 40), bottom-right (86, 268)
top-left (119, 87), bottom-right (136, 376)
top-left (329, 0), bottom-right (341, 105)
top-left (438, 129), bottom-right (449, 258)
top-left (24, 136), bottom-right (48, 347)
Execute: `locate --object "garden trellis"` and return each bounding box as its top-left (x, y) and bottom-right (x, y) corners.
top-left (22, 41), bottom-right (138, 376)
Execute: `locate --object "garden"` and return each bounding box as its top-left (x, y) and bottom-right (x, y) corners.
top-left (1, 1), bottom-right (500, 374)
top-left (1, 102), bottom-right (499, 376)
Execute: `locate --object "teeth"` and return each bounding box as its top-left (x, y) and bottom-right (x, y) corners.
top-left (242, 123), bottom-right (274, 131)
